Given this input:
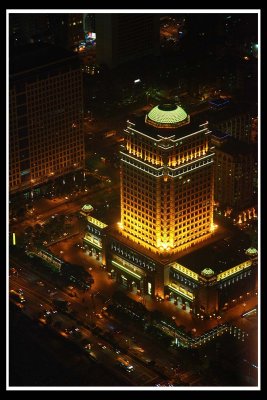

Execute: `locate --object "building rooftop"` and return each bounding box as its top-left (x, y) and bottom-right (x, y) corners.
top-left (176, 231), bottom-right (251, 275)
top-left (10, 43), bottom-right (80, 77)
top-left (128, 112), bottom-right (208, 140)
top-left (211, 130), bottom-right (230, 140)
top-left (194, 101), bottom-right (256, 127)
top-left (106, 224), bottom-right (234, 273)
top-left (216, 137), bottom-right (257, 156)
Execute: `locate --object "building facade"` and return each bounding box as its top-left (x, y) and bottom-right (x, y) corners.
top-left (214, 113), bottom-right (253, 144)
top-left (49, 14), bottom-right (84, 52)
top-left (96, 14), bottom-right (160, 68)
top-left (9, 44), bottom-right (84, 196)
top-left (119, 104), bottom-right (214, 254)
top-left (9, 13), bottom-right (84, 51)
top-left (212, 133), bottom-right (257, 213)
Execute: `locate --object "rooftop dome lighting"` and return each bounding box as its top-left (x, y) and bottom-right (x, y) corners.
top-left (201, 268), bottom-right (215, 277)
top-left (245, 247), bottom-right (258, 256)
top-left (145, 103), bottom-right (189, 128)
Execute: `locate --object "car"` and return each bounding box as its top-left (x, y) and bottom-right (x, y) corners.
top-left (88, 352), bottom-right (97, 361)
top-left (67, 327), bottom-right (80, 338)
top-left (97, 342), bottom-right (104, 347)
top-left (37, 281), bottom-right (45, 287)
top-left (96, 313), bottom-right (103, 319)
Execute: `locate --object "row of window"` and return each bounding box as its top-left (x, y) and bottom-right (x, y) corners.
top-left (111, 242), bottom-right (156, 272)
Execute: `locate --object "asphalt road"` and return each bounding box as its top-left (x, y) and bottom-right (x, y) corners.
top-left (9, 258), bottom-right (161, 387)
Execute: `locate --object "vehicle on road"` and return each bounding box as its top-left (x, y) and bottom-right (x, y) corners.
top-left (116, 357), bottom-right (134, 372)
top-left (88, 351), bottom-right (97, 361)
top-left (84, 343), bottom-right (92, 351)
top-left (10, 289), bottom-right (26, 304)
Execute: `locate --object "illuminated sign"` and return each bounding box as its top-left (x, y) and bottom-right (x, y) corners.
top-left (12, 233), bottom-right (16, 245)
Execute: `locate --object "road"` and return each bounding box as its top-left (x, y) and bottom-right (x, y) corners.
top-left (9, 257), bottom-right (161, 387)
top-left (11, 181), bottom-right (120, 231)
top-left (9, 250), bottom-right (194, 385)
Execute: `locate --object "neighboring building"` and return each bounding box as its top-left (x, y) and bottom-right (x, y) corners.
top-left (204, 101), bottom-right (257, 144)
top-left (49, 14), bottom-right (84, 52)
top-left (84, 14), bottom-right (96, 33)
top-left (212, 132), bottom-right (257, 213)
top-left (9, 13), bottom-right (52, 47)
top-left (9, 43), bottom-right (84, 196)
top-left (215, 113), bottom-right (253, 144)
top-left (9, 13), bottom-right (84, 52)
top-left (95, 14), bottom-right (160, 68)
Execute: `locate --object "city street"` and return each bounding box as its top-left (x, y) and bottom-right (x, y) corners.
top-left (9, 259), bottom-right (161, 387)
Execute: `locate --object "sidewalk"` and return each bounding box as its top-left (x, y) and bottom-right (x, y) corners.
top-left (127, 290), bottom-right (258, 336)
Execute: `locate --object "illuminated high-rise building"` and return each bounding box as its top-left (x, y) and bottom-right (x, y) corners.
top-left (119, 103), bottom-right (215, 255)
top-left (84, 104), bottom-right (256, 315)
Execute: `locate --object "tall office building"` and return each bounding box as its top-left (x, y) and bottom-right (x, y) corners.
top-left (9, 43), bottom-right (84, 196)
top-left (83, 104), bottom-right (256, 314)
top-left (215, 113), bottom-right (254, 144)
top-left (9, 13), bottom-right (53, 47)
top-left (119, 104), bottom-right (214, 255)
top-left (9, 13), bottom-right (84, 52)
top-left (84, 14), bottom-right (96, 33)
top-left (49, 14), bottom-right (84, 52)
top-left (96, 14), bottom-right (160, 68)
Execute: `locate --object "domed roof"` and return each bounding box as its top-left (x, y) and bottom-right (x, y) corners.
top-left (146, 103), bottom-right (189, 128)
top-left (245, 247), bottom-right (258, 256)
top-left (201, 268), bottom-right (215, 277)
